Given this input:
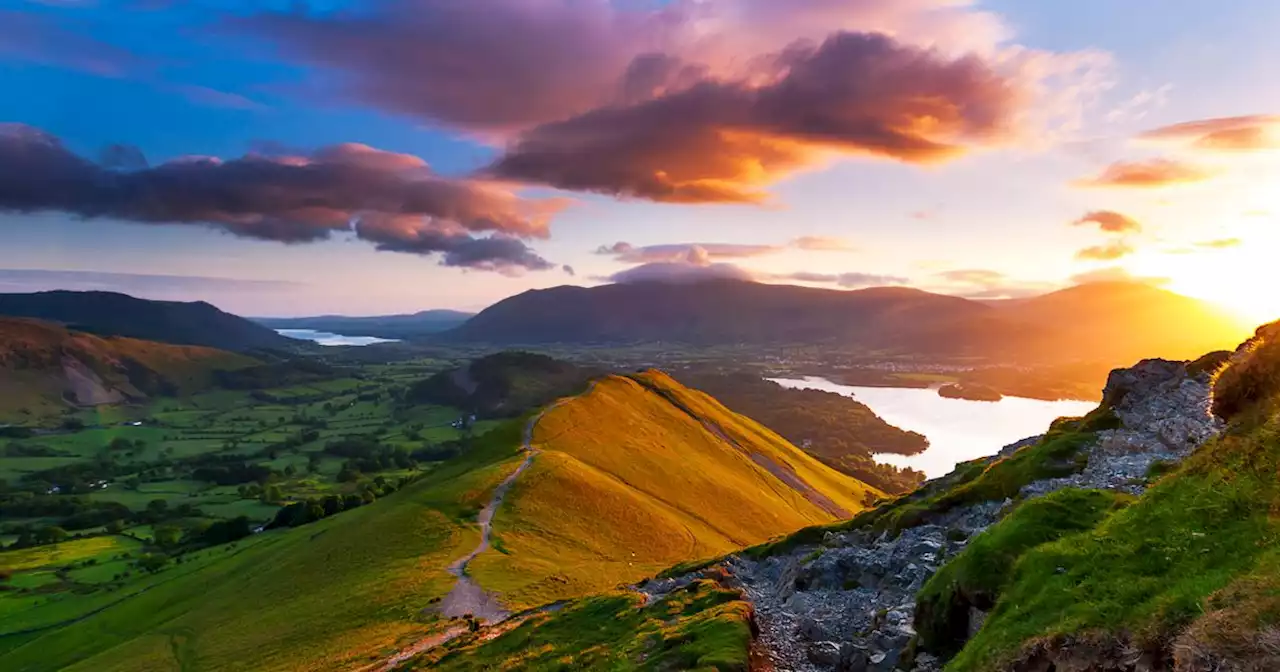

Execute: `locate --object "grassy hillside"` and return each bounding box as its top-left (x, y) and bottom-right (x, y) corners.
top-left (0, 420), bottom-right (529, 672)
top-left (935, 321), bottom-right (1280, 670)
top-left (0, 318), bottom-right (256, 424)
top-left (469, 371), bottom-right (880, 610)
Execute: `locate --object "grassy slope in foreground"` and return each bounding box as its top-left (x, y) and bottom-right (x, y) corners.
top-left (0, 421), bottom-right (529, 672)
top-left (946, 321), bottom-right (1280, 671)
top-left (409, 578), bottom-right (753, 671)
top-left (469, 371), bottom-right (880, 610)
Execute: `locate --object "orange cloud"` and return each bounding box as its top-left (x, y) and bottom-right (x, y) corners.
top-left (1074, 158), bottom-right (1213, 188)
top-left (1140, 114), bottom-right (1280, 152)
top-left (1072, 210), bottom-right (1142, 234)
top-left (1075, 241), bottom-right (1135, 261)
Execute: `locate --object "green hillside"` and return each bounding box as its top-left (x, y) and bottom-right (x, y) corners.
top-left (469, 371), bottom-right (880, 609)
top-left (0, 422), bottom-right (528, 672)
top-left (0, 318), bottom-right (257, 424)
top-left (938, 321), bottom-right (1280, 670)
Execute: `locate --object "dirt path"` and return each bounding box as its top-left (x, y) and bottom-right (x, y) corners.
top-left (438, 385), bottom-right (592, 623)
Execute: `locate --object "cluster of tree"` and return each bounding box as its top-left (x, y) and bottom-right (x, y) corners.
top-left (323, 436), bottom-right (416, 482)
top-left (190, 460), bottom-right (276, 486)
top-left (406, 352), bottom-right (600, 418)
top-left (1, 442), bottom-right (65, 457)
top-left (267, 476), bottom-right (410, 530)
top-left (213, 359), bottom-right (338, 390)
top-left (678, 372), bottom-right (928, 494)
top-left (0, 426), bottom-right (34, 439)
top-left (0, 491), bottom-right (204, 545)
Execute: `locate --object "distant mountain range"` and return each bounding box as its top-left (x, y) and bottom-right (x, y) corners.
top-left (253, 309), bottom-right (473, 339)
top-left (0, 291), bottom-right (296, 352)
top-left (441, 279), bottom-right (1252, 363)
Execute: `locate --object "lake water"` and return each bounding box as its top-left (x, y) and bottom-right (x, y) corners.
top-left (770, 377), bottom-right (1098, 478)
top-left (276, 329), bottom-right (400, 347)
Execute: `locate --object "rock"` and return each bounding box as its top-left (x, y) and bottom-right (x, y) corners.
top-left (808, 641), bottom-right (843, 666)
top-left (841, 642), bottom-right (870, 671)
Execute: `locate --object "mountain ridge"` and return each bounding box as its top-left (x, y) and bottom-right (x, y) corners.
top-left (0, 291), bottom-right (296, 352)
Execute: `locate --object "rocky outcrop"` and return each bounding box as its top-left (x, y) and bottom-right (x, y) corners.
top-left (662, 358), bottom-right (1222, 672)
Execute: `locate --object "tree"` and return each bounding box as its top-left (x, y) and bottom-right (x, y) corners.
top-left (153, 525), bottom-right (182, 548)
top-left (261, 484), bottom-right (282, 504)
top-left (137, 553), bottom-right (169, 574)
top-left (104, 519), bottom-right (125, 535)
top-left (35, 526), bottom-right (69, 545)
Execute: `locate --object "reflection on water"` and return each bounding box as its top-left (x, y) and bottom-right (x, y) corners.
top-left (276, 329), bottom-right (400, 347)
top-left (770, 377), bottom-right (1098, 478)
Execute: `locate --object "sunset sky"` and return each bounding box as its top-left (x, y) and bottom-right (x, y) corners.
top-left (1, 0), bottom-right (1278, 320)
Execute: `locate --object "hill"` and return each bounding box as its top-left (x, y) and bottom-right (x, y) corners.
top-left (406, 352), bottom-right (601, 418)
top-left (0, 369), bottom-right (875, 671)
top-left (442, 279), bottom-right (1251, 364)
top-left (467, 370), bottom-right (879, 610)
top-left (990, 280), bottom-right (1250, 364)
top-left (0, 291), bottom-right (297, 352)
top-left (0, 318), bottom-right (257, 424)
top-left (675, 371), bottom-right (927, 493)
top-left (254, 310), bottom-right (473, 340)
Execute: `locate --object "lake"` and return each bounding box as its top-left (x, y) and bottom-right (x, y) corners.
top-left (770, 377), bottom-right (1098, 478)
top-left (276, 329), bottom-right (400, 347)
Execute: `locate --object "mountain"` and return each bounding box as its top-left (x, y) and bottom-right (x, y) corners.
top-left (2, 370), bottom-right (876, 671)
top-left (990, 280), bottom-right (1249, 363)
top-left (0, 291), bottom-right (297, 352)
top-left (254, 309), bottom-right (474, 339)
top-left (445, 280), bottom-right (1016, 353)
top-left (444, 279), bottom-right (1252, 363)
top-left (0, 318), bottom-right (257, 423)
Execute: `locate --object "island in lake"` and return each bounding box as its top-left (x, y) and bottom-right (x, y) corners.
top-left (938, 382), bottom-right (1003, 402)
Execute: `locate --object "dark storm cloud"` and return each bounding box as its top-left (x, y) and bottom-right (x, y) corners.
top-left (1072, 210), bottom-right (1142, 234)
top-left (0, 124), bottom-right (564, 272)
top-left (1074, 158), bottom-right (1213, 188)
top-left (489, 31), bottom-right (1023, 202)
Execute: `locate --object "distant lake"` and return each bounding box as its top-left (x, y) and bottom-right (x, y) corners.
top-left (276, 329), bottom-right (400, 347)
top-left (770, 377), bottom-right (1097, 478)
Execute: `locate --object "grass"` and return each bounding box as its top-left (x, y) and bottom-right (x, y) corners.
top-left (944, 322), bottom-right (1280, 671)
top-left (0, 536), bottom-right (142, 573)
top-left (914, 488), bottom-right (1131, 658)
top-left (469, 372), bottom-right (878, 610)
top-left (408, 578), bottom-right (753, 671)
top-left (0, 419), bottom-right (530, 672)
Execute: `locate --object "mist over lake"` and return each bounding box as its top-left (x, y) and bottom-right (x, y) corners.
top-left (276, 329), bottom-right (400, 347)
top-left (770, 376), bottom-right (1098, 478)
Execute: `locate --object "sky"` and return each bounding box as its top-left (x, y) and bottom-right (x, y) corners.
top-left (1, 0), bottom-right (1279, 321)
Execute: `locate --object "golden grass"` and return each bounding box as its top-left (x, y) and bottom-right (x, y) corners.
top-left (470, 372), bottom-right (878, 610)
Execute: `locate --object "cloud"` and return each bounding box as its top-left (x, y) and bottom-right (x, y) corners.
top-left (1074, 158), bottom-right (1214, 188)
top-left (931, 268), bottom-right (1053, 299)
top-left (239, 2), bottom-right (1101, 204)
top-left (790, 236), bottom-right (856, 251)
top-left (489, 31), bottom-right (1032, 202)
top-left (0, 268), bottom-right (298, 296)
top-left (781, 271), bottom-right (909, 288)
top-left (1140, 114), bottom-right (1280, 152)
top-left (0, 10), bottom-right (145, 77)
top-left (596, 241), bottom-right (781, 264)
top-left (1072, 210), bottom-right (1142, 234)
top-left (1075, 241), bottom-right (1135, 261)
top-left (936, 269), bottom-right (1006, 284)
top-left (0, 124), bottom-right (566, 272)
top-left (609, 261), bottom-right (755, 284)
top-left (1196, 237), bottom-right (1242, 249)
top-left (1070, 267), bottom-right (1169, 287)
top-left (562, 264), bottom-right (576, 277)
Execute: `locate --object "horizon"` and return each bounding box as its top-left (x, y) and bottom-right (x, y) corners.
top-left (2, 1), bottom-right (1280, 324)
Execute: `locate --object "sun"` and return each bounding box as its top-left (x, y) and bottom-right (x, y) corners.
top-left (1141, 230), bottom-right (1280, 327)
